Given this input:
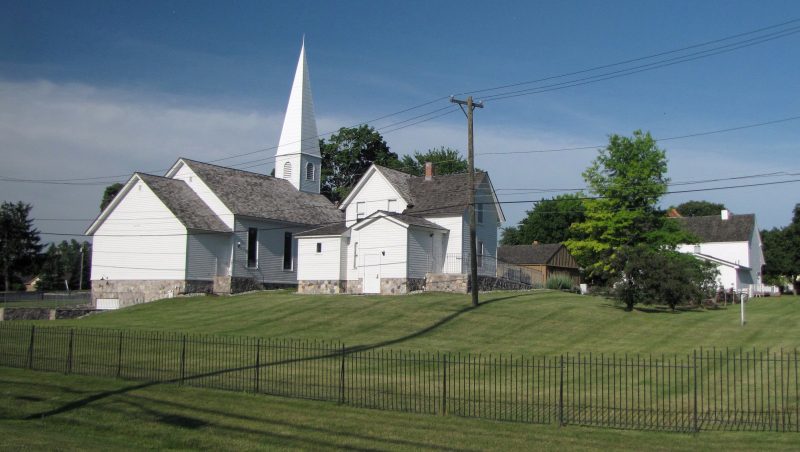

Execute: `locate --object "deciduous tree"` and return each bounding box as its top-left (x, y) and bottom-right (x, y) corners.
top-left (564, 131), bottom-right (692, 284)
top-left (672, 200), bottom-right (726, 217)
top-left (319, 125), bottom-right (400, 202)
top-left (501, 193), bottom-right (586, 245)
top-left (399, 147), bottom-right (470, 176)
top-left (100, 183), bottom-right (124, 211)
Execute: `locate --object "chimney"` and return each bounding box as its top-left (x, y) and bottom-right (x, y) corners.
top-left (721, 209), bottom-right (730, 220)
top-left (424, 161), bottom-right (434, 181)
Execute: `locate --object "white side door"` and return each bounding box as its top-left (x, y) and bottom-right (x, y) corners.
top-left (363, 254), bottom-right (381, 294)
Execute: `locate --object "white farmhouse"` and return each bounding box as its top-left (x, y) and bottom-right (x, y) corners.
top-left (87, 42), bottom-right (342, 308)
top-left (675, 210), bottom-right (765, 295)
top-left (295, 163), bottom-right (507, 294)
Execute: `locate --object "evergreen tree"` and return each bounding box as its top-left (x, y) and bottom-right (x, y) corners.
top-left (0, 202), bottom-right (42, 291)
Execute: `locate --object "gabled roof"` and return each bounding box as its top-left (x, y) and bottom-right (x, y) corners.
top-left (295, 222), bottom-right (349, 237)
top-left (674, 214), bottom-right (755, 243)
top-left (352, 210), bottom-right (447, 231)
top-left (177, 159), bottom-right (342, 226)
top-left (405, 171), bottom-right (500, 218)
top-left (497, 244), bottom-right (565, 265)
top-left (691, 252), bottom-right (748, 270)
top-left (343, 164), bottom-right (505, 221)
top-left (137, 174), bottom-right (231, 233)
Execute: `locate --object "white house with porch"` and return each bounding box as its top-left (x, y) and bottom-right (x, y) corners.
top-left (295, 163), bottom-right (511, 294)
top-left (675, 210), bottom-right (765, 295)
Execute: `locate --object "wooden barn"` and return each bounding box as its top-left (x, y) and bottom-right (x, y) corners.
top-left (497, 243), bottom-right (580, 285)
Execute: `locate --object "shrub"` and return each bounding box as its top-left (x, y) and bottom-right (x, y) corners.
top-left (546, 275), bottom-right (576, 291)
top-left (612, 245), bottom-right (718, 311)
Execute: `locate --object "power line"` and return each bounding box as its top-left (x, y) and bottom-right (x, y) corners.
top-left (35, 177), bottom-right (800, 238)
top-left (480, 26), bottom-right (800, 102)
top-left (458, 18), bottom-right (800, 97)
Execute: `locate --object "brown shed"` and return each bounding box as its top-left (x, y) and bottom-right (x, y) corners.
top-left (497, 243), bottom-right (580, 285)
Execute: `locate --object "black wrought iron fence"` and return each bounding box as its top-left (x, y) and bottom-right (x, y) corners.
top-left (0, 323), bottom-right (797, 432)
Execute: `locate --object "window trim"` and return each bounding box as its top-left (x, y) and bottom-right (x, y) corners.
top-left (356, 202), bottom-right (366, 221)
top-left (246, 227), bottom-right (258, 268)
top-left (477, 203), bottom-right (484, 224)
top-left (305, 162), bottom-right (315, 181)
top-left (283, 232), bottom-right (293, 271)
top-left (353, 242), bottom-right (358, 269)
top-left (387, 198), bottom-right (397, 212)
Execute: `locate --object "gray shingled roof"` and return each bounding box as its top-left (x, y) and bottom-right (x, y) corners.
top-left (374, 165), bottom-right (414, 202)
top-left (674, 214), bottom-right (755, 242)
top-left (137, 173), bottom-right (230, 233)
top-left (180, 159), bottom-right (343, 226)
top-left (367, 210), bottom-right (447, 230)
top-left (497, 244), bottom-right (565, 265)
top-left (295, 222), bottom-right (349, 237)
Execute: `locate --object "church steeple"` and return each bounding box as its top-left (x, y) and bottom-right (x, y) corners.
top-left (275, 38), bottom-right (321, 194)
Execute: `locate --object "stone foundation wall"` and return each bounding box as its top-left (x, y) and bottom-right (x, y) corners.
top-left (425, 273), bottom-right (468, 293)
top-left (298, 280), bottom-right (344, 294)
top-left (343, 279), bottom-right (362, 294)
top-left (91, 279), bottom-right (213, 308)
top-left (471, 275), bottom-right (532, 292)
top-left (425, 273), bottom-right (531, 293)
top-left (379, 278), bottom-right (424, 295)
top-left (2, 307), bottom-right (98, 321)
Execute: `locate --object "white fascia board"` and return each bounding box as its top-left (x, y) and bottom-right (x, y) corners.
top-left (85, 174), bottom-right (141, 235)
top-left (351, 213), bottom-right (409, 231)
top-left (692, 253), bottom-right (746, 270)
top-left (482, 174), bottom-right (506, 223)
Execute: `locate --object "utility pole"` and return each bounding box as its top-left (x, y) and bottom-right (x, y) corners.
top-left (450, 95), bottom-right (484, 307)
top-left (78, 243), bottom-right (85, 291)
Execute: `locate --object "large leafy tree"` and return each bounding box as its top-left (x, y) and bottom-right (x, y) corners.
top-left (38, 240), bottom-right (91, 291)
top-left (565, 131), bottom-right (691, 284)
top-left (399, 147), bottom-right (470, 176)
top-left (319, 125), bottom-right (401, 202)
top-left (672, 200), bottom-right (726, 217)
top-left (100, 183), bottom-right (124, 211)
top-left (762, 204), bottom-right (800, 293)
top-left (0, 201), bottom-right (42, 291)
top-left (501, 193), bottom-right (586, 245)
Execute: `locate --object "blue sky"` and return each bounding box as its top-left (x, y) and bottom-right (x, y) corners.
top-left (2, 0), bottom-right (799, 241)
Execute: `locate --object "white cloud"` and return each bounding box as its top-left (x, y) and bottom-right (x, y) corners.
top-left (1, 78), bottom-right (795, 246)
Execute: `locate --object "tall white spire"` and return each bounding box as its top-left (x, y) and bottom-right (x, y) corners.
top-left (275, 38), bottom-right (321, 193)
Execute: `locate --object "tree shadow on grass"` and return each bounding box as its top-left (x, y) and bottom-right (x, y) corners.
top-left (22, 291), bottom-right (529, 421)
top-left (600, 301), bottom-right (711, 314)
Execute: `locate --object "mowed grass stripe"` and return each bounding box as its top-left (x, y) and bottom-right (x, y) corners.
top-left (38, 291), bottom-right (800, 355)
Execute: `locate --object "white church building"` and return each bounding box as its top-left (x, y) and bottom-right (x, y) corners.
top-left (87, 42), bottom-right (512, 308)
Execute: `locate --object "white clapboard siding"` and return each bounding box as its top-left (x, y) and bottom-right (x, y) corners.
top-left (171, 161), bottom-right (235, 229)
top-left (91, 179), bottom-right (187, 281)
top-left (297, 236), bottom-right (343, 281)
top-left (407, 227), bottom-right (435, 279)
top-left (186, 233), bottom-right (231, 280)
top-left (344, 170), bottom-right (407, 227)
top-left (352, 218), bottom-right (408, 280)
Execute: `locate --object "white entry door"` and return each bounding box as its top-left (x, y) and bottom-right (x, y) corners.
top-left (363, 254), bottom-right (381, 294)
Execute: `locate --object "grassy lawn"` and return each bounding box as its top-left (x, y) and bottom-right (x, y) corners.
top-left (40, 290), bottom-right (800, 355)
top-left (1, 366), bottom-right (797, 451)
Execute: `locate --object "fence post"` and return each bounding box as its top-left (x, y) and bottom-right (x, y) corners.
top-left (179, 334), bottom-right (187, 385)
top-left (66, 329), bottom-right (74, 375)
top-left (559, 354), bottom-right (565, 426)
top-left (339, 344), bottom-right (346, 404)
top-left (116, 331), bottom-right (123, 378)
top-left (27, 325), bottom-right (35, 370)
top-left (442, 354), bottom-right (447, 415)
top-left (254, 338), bottom-right (261, 393)
top-left (693, 350), bottom-right (698, 432)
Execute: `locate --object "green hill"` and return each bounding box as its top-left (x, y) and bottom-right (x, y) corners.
top-left (47, 290), bottom-right (799, 355)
